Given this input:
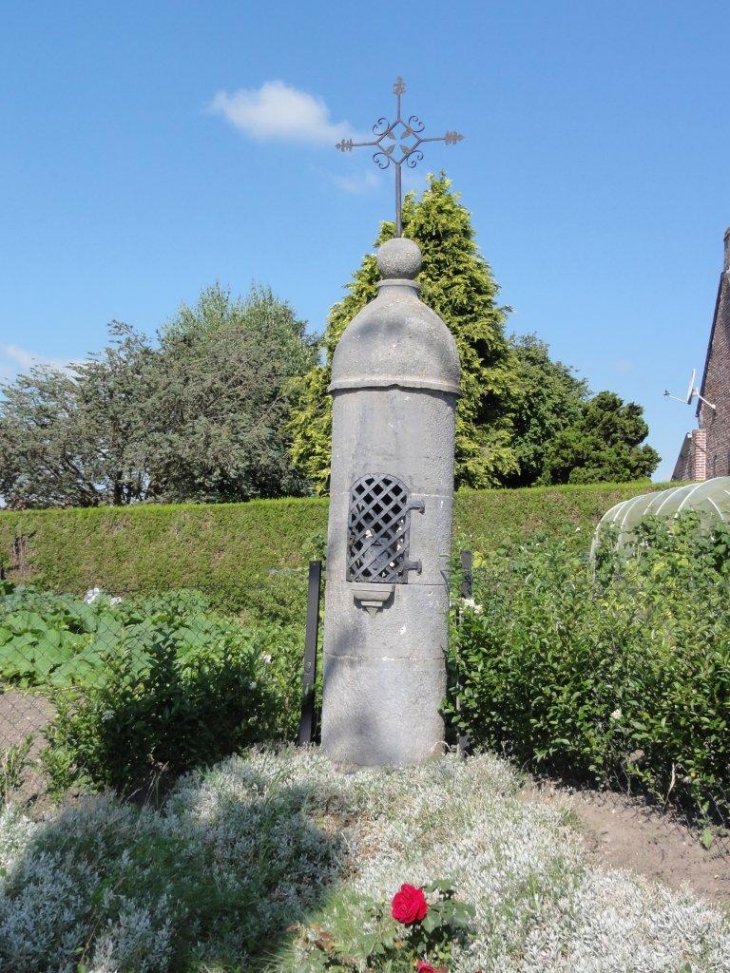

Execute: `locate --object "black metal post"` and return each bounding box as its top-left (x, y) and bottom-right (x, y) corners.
top-left (297, 559), bottom-right (322, 746)
top-left (460, 549), bottom-right (473, 601)
top-left (457, 550), bottom-right (473, 759)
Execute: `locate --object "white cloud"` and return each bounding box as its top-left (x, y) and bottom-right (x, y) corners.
top-left (1, 344), bottom-right (70, 379)
top-left (210, 80), bottom-right (351, 145)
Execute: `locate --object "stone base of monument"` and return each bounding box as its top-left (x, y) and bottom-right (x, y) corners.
top-left (320, 652), bottom-right (446, 767)
top-left (321, 579), bottom-right (450, 766)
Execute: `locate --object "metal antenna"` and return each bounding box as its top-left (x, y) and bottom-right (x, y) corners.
top-left (663, 367), bottom-right (716, 411)
top-left (336, 77), bottom-right (464, 237)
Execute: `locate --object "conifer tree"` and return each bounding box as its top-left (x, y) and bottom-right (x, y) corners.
top-left (539, 391), bottom-right (660, 485)
top-left (505, 334), bottom-right (590, 487)
top-left (288, 174), bottom-right (521, 492)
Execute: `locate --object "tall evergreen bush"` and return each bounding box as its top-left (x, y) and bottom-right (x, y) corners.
top-left (289, 174), bottom-right (521, 492)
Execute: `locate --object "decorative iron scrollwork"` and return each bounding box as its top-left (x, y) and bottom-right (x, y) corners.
top-left (347, 473), bottom-right (424, 584)
top-left (335, 77), bottom-right (463, 237)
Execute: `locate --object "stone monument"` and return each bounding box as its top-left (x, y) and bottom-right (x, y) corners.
top-left (320, 79), bottom-right (463, 766)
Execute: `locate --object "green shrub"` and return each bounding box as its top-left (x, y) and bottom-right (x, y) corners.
top-left (0, 735), bottom-right (33, 805)
top-left (29, 590), bottom-right (303, 793)
top-left (0, 583), bottom-right (307, 794)
top-left (447, 514), bottom-right (730, 820)
top-left (0, 583), bottom-right (121, 689)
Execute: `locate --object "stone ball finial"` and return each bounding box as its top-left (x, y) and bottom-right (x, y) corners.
top-left (377, 237), bottom-right (422, 280)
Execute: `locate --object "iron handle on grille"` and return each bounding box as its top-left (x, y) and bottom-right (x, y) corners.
top-left (405, 498), bottom-right (424, 575)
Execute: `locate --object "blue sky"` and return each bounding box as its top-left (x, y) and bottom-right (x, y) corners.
top-left (1, 0), bottom-right (728, 482)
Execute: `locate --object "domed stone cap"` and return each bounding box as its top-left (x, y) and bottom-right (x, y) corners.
top-left (377, 237), bottom-right (422, 280)
top-left (328, 240), bottom-right (461, 397)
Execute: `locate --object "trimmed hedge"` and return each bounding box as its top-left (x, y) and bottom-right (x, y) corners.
top-left (453, 480), bottom-right (673, 554)
top-left (0, 482), bottom-right (668, 620)
top-left (0, 498), bottom-right (328, 622)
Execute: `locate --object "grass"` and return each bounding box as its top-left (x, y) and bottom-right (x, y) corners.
top-left (1, 747), bottom-right (728, 972)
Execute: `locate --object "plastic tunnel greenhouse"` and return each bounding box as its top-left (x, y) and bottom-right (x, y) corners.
top-left (591, 476), bottom-right (730, 555)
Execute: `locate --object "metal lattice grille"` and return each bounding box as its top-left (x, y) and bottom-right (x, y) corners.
top-left (347, 473), bottom-right (422, 583)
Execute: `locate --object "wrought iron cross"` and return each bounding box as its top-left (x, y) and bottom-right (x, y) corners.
top-left (336, 77), bottom-right (463, 237)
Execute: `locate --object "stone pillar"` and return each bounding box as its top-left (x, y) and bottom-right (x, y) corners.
top-left (320, 237), bottom-right (461, 766)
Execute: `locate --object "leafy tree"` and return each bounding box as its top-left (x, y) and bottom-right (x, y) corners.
top-left (540, 390), bottom-right (660, 485)
top-left (159, 282), bottom-right (316, 501)
top-left (505, 334), bottom-right (589, 487)
top-left (289, 173), bottom-right (521, 492)
top-left (0, 324), bottom-right (156, 508)
top-left (0, 366), bottom-right (92, 508)
top-left (76, 323), bottom-right (160, 504)
top-left (149, 284), bottom-right (318, 503)
top-left (0, 284), bottom-right (317, 508)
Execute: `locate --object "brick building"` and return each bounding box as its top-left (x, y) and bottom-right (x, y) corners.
top-left (671, 229), bottom-right (730, 481)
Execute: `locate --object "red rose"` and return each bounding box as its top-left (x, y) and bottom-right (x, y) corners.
top-left (416, 963), bottom-right (437, 973)
top-left (391, 883), bottom-right (428, 925)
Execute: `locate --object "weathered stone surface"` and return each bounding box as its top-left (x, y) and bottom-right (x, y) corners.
top-left (329, 244), bottom-right (460, 398)
top-left (329, 387), bottom-right (457, 496)
top-left (321, 238), bottom-right (460, 767)
top-left (375, 236), bottom-right (422, 280)
top-left (321, 654), bottom-right (446, 766)
top-left (323, 582), bottom-right (449, 660)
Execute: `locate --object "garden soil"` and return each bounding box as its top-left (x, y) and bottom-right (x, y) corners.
top-left (2, 691), bottom-right (729, 909)
top-left (522, 778), bottom-right (730, 908)
top-left (0, 691), bottom-right (55, 806)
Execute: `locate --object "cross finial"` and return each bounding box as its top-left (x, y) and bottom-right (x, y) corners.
top-left (336, 77), bottom-right (464, 237)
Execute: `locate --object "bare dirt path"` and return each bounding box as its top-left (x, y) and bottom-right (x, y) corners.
top-left (522, 779), bottom-right (730, 909)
